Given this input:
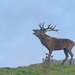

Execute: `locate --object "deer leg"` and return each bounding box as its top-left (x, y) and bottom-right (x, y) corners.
top-left (68, 51), bottom-right (73, 65)
top-left (61, 49), bottom-right (69, 65)
top-left (48, 51), bottom-right (52, 62)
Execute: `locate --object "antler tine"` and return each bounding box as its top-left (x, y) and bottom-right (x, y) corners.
top-left (55, 29), bottom-right (59, 32)
top-left (51, 25), bottom-right (56, 30)
top-left (52, 26), bottom-right (59, 32)
top-left (50, 25), bottom-right (54, 29)
top-left (39, 23), bottom-right (43, 29)
top-left (46, 24), bottom-right (59, 32)
top-left (39, 22), bottom-right (45, 29)
top-left (47, 24), bottom-right (51, 29)
top-left (53, 25), bottom-right (56, 29)
top-left (42, 22), bottom-right (45, 29)
top-left (52, 25), bottom-right (59, 32)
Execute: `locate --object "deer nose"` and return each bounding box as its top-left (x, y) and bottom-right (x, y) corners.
top-left (33, 29), bottom-right (35, 32)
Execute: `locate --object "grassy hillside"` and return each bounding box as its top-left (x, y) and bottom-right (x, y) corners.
top-left (0, 63), bottom-right (75, 75)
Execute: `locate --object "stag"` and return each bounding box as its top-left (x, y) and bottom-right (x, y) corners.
top-left (33, 23), bottom-right (75, 65)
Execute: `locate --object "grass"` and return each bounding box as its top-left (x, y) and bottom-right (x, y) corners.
top-left (0, 64), bottom-right (75, 75)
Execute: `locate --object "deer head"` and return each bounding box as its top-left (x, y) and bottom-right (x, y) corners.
top-left (33, 22), bottom-right (59, 38)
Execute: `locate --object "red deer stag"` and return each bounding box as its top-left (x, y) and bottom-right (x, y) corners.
top-left (33, 23), bottom-right (74, 65)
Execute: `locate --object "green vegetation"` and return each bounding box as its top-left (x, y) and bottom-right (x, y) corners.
top-left (0, 64), bottom-right (75, 75)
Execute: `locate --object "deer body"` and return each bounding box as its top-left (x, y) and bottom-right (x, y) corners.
top-left (33, 23), bottom-right (74, 65)
top-left (39, 33), bottom-right (74, 51)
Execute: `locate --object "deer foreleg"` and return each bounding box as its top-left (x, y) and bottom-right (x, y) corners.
top-left (48, 50), bottom-right (52, 61)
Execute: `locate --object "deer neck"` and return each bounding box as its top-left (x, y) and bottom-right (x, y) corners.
top-left (39, 33), bottom-right (51, 45)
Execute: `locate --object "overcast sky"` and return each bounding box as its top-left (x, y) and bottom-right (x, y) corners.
top-left (0, 0), bottom-right (75, 67)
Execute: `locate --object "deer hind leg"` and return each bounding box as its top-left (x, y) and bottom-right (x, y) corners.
top-left (61, 49), bottom-right (69, 65)
top-left (68, 51), bottom-right (73, 65)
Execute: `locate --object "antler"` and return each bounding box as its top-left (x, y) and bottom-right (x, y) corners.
top-left (39, 22), bottom-right (45, 29)
top-left (39, 22), bottom-right (59, 32)
top-left (46, 24), bottom-right (59, 32)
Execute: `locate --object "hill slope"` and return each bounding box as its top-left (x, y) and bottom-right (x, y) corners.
top-left (0, 59), bottom-right (75, 75)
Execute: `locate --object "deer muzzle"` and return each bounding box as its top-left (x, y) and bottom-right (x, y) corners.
top-left (33, 29), bottom-right (35, 35)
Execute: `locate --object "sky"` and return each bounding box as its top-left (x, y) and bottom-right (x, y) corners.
top-left (0, 0), bottom-right (75, 67)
